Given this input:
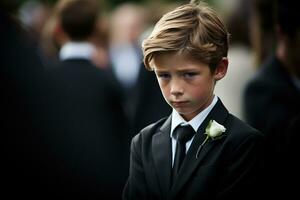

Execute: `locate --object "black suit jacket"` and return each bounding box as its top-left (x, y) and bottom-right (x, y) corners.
top-left (124, 99), bottom-right (264, 200)
top-left (244, 55), bottom-right (300, 198)
top-left (44, 59), bottom-right (130, 199)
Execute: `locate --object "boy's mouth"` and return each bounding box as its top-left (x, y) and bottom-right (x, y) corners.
top-left (171, 101), bottom-right (189, 107)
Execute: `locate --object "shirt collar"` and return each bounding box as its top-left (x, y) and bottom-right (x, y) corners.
top-left (59, 42), bottom-right (96, 61)
top-left (170, 95), bottom-right (218, 138)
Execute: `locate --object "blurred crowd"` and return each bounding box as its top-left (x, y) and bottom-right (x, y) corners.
top-left (1, 0), bottom-right (299, 199)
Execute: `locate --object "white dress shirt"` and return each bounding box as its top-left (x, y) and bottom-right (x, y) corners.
top-left (170, 95), bottom-right (218, 166)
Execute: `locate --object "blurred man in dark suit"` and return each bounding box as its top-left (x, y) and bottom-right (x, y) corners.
top-left (244, 0), bottom-right (300, 198)
top-left (44, 0), bottom-right (130, 198)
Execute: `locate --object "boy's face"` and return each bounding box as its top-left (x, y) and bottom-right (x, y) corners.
top-left (153, 52), bottom-right (226, 121)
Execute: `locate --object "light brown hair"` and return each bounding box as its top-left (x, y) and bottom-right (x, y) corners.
top-left (142, 1), bottom-right (229, 71)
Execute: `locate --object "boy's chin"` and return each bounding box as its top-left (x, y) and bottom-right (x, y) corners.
top-left (177, 109), bottom-right (198, 121)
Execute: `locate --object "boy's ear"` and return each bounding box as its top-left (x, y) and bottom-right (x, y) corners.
top-left (213, 57), bottom-right (228, 81)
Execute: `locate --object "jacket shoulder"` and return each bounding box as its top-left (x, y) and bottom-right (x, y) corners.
top-left (132, 117), bottom-right (168, 144)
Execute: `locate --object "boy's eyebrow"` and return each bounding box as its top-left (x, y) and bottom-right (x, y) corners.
top-left (155, 68), bottom-right (200, 73)
top-left (176, 68), bottom-right (200, 72)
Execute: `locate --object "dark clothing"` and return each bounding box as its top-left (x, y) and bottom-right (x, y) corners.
top-left (124, 99), bottom-right (264, 200)
top-left (44, 58), bottom-right (130, 199)
top-left (131, 67), bottom-right (171, 135)
top-left (244, 55), bottom-right (300, 198)
top-left (285, 114), bottom-right (300, 199)
top-left (1, 11), bottom-right (51, 198)
top-left (244, 55), bottom-right (300, 137)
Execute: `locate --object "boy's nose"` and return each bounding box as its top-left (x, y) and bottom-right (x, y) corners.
top-left (170, 81), bottom-right (184, 97)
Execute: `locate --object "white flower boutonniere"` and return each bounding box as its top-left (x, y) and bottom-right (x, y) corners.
top-left (196, 120), bottom-right (226, 158)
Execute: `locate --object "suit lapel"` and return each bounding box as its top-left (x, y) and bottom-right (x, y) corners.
top-left (152, 116), bottom-right (172, 198)
top-left (169, 99), bottom-right (229, 198)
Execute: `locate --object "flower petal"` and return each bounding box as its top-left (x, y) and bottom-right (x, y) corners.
top-left (208, 120), bottom-right (226, 138)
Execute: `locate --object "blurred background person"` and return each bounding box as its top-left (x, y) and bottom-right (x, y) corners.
top-left (244, 0), bottom-right (300, 198)
top-left (44, 0), bottom-right (130, 198)
top-left (18, 0), bottom-right (52, 46)
top-left (214, 0), bottom-right (255, 120)
top-left (40, 0), bottom-right (110, 69)
top-left (0, 0), bottom-right (52, 198)
top-left (107, 2), bottom-right (172, 136)
top-left (18, 0), bottom-right (52, 63)
top-left (108, 3), bottom-right (146, 122)
top-left (248, 0), bottom-right (276, 66)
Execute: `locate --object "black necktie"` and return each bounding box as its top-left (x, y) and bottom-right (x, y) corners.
top-left (171, 125), bottom-right (195, 184)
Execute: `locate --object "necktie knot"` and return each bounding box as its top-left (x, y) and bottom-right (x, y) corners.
top-left (173, 125), bottom-right (195, 143)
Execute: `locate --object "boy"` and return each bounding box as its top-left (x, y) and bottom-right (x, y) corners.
top-left (123, 1), bottom-right (264, 200)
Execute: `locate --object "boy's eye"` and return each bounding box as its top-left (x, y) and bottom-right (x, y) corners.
top-left (183, 72), bottom-right (198, 78)
top-left (157, 73), bottom-right (171, 79)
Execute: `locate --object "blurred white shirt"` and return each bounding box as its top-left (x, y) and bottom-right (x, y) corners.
top-left (109, 43), bottom-right (141, 89)
top-left (59, 42), bottom-right (96, 61)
